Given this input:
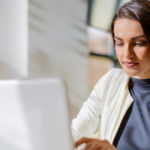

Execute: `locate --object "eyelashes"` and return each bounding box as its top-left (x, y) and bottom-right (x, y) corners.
top-left (135, 41), bottom-right (147, 46)
top-left (116, 43), bottom-right (123, 46)
top-left (115, 41), bottom-right (147, 47)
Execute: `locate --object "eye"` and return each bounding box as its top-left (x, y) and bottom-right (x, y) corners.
top-left (135, 41), bottom-right (147, 46)
top-left (116, 42), bottom-right (124, 46)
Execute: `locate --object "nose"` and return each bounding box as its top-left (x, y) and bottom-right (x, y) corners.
top-left (123, 44), bottom-right (135, 58)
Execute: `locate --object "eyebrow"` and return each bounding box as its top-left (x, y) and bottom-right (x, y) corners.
top-left (114, 35), bottom-right (145, 40)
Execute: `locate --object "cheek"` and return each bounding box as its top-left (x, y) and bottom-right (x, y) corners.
top-left (115, 48), bottom-right (123, 63)
top-left (135, 47), bottom-right (150, 64)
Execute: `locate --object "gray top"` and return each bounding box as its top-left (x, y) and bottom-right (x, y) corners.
top-left (115, 77), bottom-right (150, 150)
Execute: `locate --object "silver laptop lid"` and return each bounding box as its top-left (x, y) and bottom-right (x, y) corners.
top-left (0, 78), bottom-right (74, 150)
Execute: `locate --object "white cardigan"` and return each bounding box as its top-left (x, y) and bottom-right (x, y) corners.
top-left (71, 68), bottom-right (134, 146)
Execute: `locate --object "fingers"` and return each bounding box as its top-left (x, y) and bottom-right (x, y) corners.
top-left (84, 142), bottom-right (93, 150)
top-left (75, 137), bottom-right (93, 148)
top-left (84, 139), bottom-right (110, 150)
top-left (75, 138), bottom-right (117, 150)
top-left (84, 141), bottom-right (102, 150)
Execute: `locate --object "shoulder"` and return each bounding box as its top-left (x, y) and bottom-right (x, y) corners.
top-left (101, 68), bottom-right (126, 83)
top-left (94, 68), bottom-right (127, 98)
top-left (98, 68), bottom-right (126, 86)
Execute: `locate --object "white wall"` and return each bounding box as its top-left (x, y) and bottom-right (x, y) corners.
top-left (0, 0), bottom-right (88, 119)
top-left (0, 0), bottom-right (28, 79)
top-left (28, 0), bottom-right (89, 119)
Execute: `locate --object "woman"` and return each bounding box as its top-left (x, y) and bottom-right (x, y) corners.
top-left (71, 0), bottom-right (150, 150)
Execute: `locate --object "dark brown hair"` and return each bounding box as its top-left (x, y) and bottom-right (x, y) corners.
top-left (111, 0), bottom-right (150, 44)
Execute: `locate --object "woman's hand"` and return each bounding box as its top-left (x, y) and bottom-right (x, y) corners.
top-left (75, 137), bottom-right (117, 150)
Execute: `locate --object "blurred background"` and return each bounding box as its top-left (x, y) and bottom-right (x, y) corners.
top-left (0, 0), bottom-right (131, 120)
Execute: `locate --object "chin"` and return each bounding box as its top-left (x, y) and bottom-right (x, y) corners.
top-left (123, 68), bottom-right (140, 77)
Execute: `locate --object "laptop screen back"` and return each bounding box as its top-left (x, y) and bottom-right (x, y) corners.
top-left (0, 78), bottom-right (74, 150)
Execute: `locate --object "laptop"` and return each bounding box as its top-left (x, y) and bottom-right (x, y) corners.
top-left (0, 78), bottom-right (74, 150)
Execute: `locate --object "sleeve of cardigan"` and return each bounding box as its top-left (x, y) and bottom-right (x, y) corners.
top-left (71, 69), bottom-right (115, 144)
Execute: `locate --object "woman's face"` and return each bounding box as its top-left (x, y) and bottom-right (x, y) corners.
top-left (114, 18), bottom-right (150, 79)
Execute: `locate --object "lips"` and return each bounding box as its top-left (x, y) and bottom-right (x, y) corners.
top-left (124, 62), bottom-right (139, 67)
